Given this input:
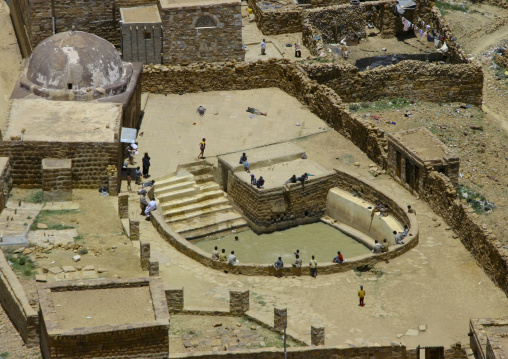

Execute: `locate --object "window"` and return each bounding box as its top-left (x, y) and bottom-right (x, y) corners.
top-left (195, 15), bottom-right (216, 28)
top-left (396, 151), bottom-right (401, 178)
top-left (143, 32), bottom-right (151, 40)
top-left (67, 83), bottom-right (73, 90)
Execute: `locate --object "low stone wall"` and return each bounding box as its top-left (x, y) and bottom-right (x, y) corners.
top-left (305, 61), bottom-right (483, 105)
top-left (38, 278), bottom-right (170, 359)
top-left (0, 140), bottom-right (120, 189)
top-left (421, 169), bottom-right (508, 296)
top-left (168, 344), bottom-right (409, 359)
top-left (0, 250), bottom-right (39, 347)
top-left (0, 158), bottom-right (12, 213)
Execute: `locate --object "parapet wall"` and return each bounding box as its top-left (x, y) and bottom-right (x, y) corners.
top-left (0, 250), bottom-right (39, 347)
top-left (305, 61), bottom-right (483, 105)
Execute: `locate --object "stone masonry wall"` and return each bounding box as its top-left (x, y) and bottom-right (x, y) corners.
top-left (0, 158), bottom-right (12, 213)
top-left (305, 61), bottom-right (483, 105)
top-left (248, 0), bottom-right (303, 35)
top-left (160, 2), bottom-right (244, 65)
top-left (0, 140), bottom-right (120, 189)
top-left (0, 250), bottom-right (39, 347)
top-left (42, 159), bottom-right (73, 202)
top-left (27, 0), bottom-right (158, 49)
top-left (227, 171), bottom-right (338, 232)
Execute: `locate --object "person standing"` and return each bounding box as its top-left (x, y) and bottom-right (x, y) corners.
top-left (309, 255), bottom-right (317, 278)
top-left (259, 39), bottom-right (267, 55)
top-left (135, 167), bottom-right (142, 185)
top-left (358, 285), bottom-right (366, 307)
top-left (126, 175), bottom-right (132, 192)
top-left (294, 42), bottom-right (301, 57)
top-left (142, 153), bottom-right (151, 178)
top-left (197, 138), bottom-right (206, 159)
top-left (197, 105), bottom-right (206, 116)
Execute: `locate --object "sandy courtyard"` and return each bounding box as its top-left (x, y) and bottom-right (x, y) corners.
top-left (135, 88), bottom-right (329, 177)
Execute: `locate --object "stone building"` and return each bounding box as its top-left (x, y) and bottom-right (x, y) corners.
top-left (386, 127), bottom-right (460, 195)
top-left (4, 30), bottom-right (143, 191)
top-left (160, 0), bottom-right (244, 64)
top-left (120, 5), bottom-right (163, 64)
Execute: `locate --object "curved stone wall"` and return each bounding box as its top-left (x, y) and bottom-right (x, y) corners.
top-left (151, 168), bottom-right (419, 276)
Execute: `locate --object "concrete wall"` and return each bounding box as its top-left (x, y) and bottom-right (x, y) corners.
top-left (327, 188), bottom-right (403, 243)
top-left (160, 1), bottom-right (244, 65)
top-left (0, 250), bottom-right (39, 347)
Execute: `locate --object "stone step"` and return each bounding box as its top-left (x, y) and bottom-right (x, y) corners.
top-left (163, 197), bottom-right (230, 217)
top-left (177, 161), bottom-right (206, 170)
top-left (160, 190), bottom-right (226, 211)
top-left (184, 165), bottom-right (212, 176)
top-left (155, 180), bottom-right (195, 197)
top-left (158, 186), bottom-right (199, 203)
top-left (198, 182), bottom-right (220, 192)
top-left (166, 204), bottom-right (235, 224)
top-left (181, 219), bottom-right (250, 240)
top-left (155, 172), bottom-right (194, 188)
top-left (194, 173), bottom-right (215, 184)
top-left (172, 211), bottom-right (245, 233)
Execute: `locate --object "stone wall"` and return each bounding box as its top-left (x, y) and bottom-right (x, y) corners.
top-left (0, 140), bottom-right (120, 189)
top-left (0, 158), bottom-right (13, 213)
top-left (248, 0), bottom-right (304, 35)
top-left (166, 344), bottom-right (409, 358)
top-left (42, 158), bottom-right (73, 202)
top-left (305, 61), bottom-right (483, 105)
top-left (7, 0), bottom-right (32, 57)
top-left (421, 170), bottom-right (508, 296)
top-left (0, 250), bottom-right (39, 347)
top-left (38, 277), bottom-right (169, 359)
top-left (160, 2), bottom-right (244, 65)
top-left (26, 0), bottom-right (158, 49)
top-left (227, 170), bottom-right (337, 232)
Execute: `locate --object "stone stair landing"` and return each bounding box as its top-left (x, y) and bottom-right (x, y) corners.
top-left (154, 161), bottom-right (249, 240)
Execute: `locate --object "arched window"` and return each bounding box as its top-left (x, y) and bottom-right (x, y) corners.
top-left (195, 15), bottom-right (217, 28)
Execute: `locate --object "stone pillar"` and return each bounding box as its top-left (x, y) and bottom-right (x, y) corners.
top-left (108, 175), bottom-right (118, 196)
top-left (165, 286), bottom-right (184, 312)
top-left (274, 308), bottom-right (287, 332)
top-left (42, 158), bottom-right (72, 202)
top-left (140, 240), bottom-right (150, 270)
top-left (149, 258), bottom-right (159, 276)
top-left (230, 290), bottom-right (249, 316)
top-left (311, 326), bottom-right (325, 346)
top-left (118, 193), bottom-right (129, 219)
top-left (129, 219), bottom-right (139, 241)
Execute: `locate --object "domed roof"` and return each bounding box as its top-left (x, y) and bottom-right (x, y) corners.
top-left (26, 31), bottom-right (124, 91)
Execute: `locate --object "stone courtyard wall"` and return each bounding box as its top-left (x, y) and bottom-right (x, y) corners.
top-left (160, 2), bottom-right (244, 65)
top-left (0, 158), bottom-right (12, 213)
top-left (0, 250), bottom-right (39, 347)
top-left (305, 61), bottom-right (483, 105)
top-left (0, 140), bottom-right (120, 189)
top-left (248, 0), bottom-right (304, 35)
top-left (24, 0), bottom-right (158, 50)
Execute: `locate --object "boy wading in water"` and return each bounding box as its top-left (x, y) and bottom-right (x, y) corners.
top-left (197, 138), bottom-right (206, 159)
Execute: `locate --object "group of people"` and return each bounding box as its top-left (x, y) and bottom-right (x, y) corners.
top-left (371, 200), bottom-right (390, 218)
top-left (244, 152), bottom-right (265, 189)
top-left (211, 239), bottom-right (240, 266)
top-left (258, 38), bottom-right (301, 58)
top-left (283, 172), bottom-right (314, 190)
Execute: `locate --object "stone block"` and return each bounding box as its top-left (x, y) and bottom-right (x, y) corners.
top-left (165, 286), bottom-right (184, 312)
top-left (149, 258), bottom-right (159, 276)
top-left (311, 326), bottom-right (325, 346)
top-left (140, 239), bottom-right (150, 270)
top-left (118, 193), bottom-right (129, 219)
top-left (230, 290), bottom-right (249, 316)
top-left (42, 158), bottom-right (72, 202)
top-left (274, 307), bottom-right (287, 332)
top-left (129, 219), bottom-right (139, 241)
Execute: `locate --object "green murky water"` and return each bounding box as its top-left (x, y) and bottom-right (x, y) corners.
top-left (193, 222), bottom-right (370, 265)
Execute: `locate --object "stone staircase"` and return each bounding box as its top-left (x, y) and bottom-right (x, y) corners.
top-left (154, 161), bottom-right (249, 240)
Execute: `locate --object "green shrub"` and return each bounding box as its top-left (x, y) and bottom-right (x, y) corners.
top-left (24, 189), bottom-right (44, 203)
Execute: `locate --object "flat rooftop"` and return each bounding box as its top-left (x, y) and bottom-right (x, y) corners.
top-left (51, 287), bottom-right (154, 329)
top-left (160, 0), bottom-right (238, 9)
top-left (389, 127), bottom-right (458, 162)
top-left (120, 5), bottom-right (161, 24)
top-left (137, 88), bottom-right (329, 178)
top-left (4, 99), bottom-right (121, 143)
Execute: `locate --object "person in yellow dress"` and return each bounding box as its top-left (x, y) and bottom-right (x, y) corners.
top-left (358, 285), bottom-right (366, 307)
